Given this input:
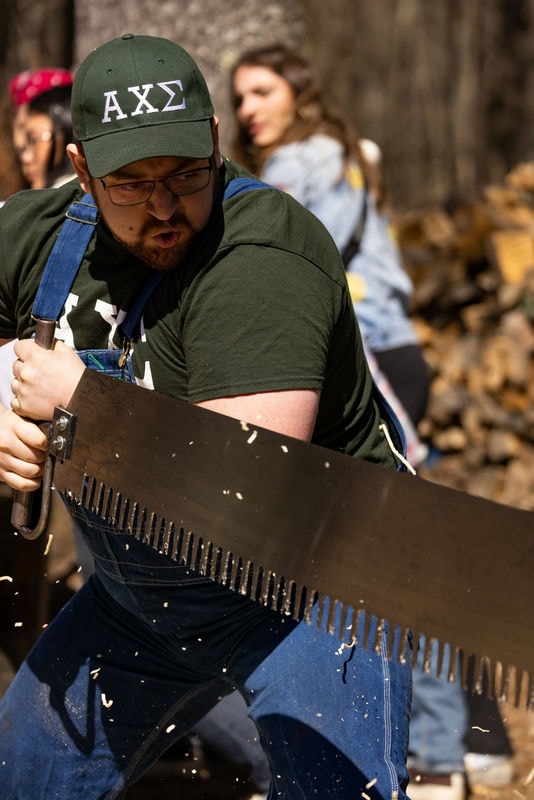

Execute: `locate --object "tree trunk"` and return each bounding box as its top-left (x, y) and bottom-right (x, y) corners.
top-left (2, 0), bottom-right (534, 210)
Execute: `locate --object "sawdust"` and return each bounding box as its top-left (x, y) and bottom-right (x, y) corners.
top-left (469, 702), bottom-right (534, 800)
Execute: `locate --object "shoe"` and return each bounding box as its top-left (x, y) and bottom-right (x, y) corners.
top-left (408, 770), bottom-right (466, 800)
top-left (464, 752), bottom-right (515, 788)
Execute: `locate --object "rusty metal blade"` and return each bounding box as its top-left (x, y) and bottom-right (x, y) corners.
top-left (52, 368), bottom-right (534, 707)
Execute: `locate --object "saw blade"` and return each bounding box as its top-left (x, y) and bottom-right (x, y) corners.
top-left (51, 368), bottom-right (534, 708)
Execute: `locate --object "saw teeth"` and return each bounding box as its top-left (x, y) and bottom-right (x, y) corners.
top-left (58, 483), bottom-right (534, 710)
top-left (280, 580), bottom-right (298, 618)
top-left (109, 489), bottom-right (122, 527)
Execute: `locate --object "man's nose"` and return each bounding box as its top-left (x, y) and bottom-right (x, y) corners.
top-left (146, 181), bottom-right (180, 219)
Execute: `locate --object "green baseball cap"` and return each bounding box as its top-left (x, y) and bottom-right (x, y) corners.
top-left (71, 33), bottom-right (214, 177)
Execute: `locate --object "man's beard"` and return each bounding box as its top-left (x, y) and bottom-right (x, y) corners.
top-left (109, 213), bottom-right (198, 270)
top-left (116, 233), bottom-right (193, 271)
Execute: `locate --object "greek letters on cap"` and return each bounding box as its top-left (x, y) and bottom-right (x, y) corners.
top-left (101, 81), bottom-right (187, 124)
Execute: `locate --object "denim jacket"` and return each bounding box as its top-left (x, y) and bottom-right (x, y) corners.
top-left (261, 134), bottom-right (418, 352)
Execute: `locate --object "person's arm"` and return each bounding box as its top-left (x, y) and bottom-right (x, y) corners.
top-left (7, 337), bottom-right (321, 489)
top-left (198, 388), bottom-right (320, 442)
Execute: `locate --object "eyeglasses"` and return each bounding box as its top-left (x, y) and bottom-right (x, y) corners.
top-left (99, 163), bottom-right (213, 206)
top-left (15, 129), bottom-right (53, 156)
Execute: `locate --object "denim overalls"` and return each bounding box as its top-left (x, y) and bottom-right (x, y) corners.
top-left (0, 186), bottom-right (412, 800)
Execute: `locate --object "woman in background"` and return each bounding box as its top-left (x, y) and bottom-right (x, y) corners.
top-left (9, 67), bottom-right (74, 189)
top-left (230, 43), bottom-right (430, 434)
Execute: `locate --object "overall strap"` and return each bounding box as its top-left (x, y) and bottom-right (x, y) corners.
top-left (32, 177), bottom-right (273, 336)
top-left (120, 176), bottom-right (274, 340)
top-left (120, 271), bottom-right (165, 342)
top-left (32, 193), bottom-right (99, 321)
top-left (222, 176), bottom-right (272, 199)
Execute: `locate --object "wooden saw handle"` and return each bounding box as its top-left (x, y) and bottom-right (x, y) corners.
top-left (11, 319), bottom-right (57, 539)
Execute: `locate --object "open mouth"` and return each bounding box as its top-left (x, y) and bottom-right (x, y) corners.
top-left (152, 231), bottom-right (181, 248)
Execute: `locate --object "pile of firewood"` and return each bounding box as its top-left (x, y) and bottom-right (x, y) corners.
top-left (396, 163), bottom-right (534, 511)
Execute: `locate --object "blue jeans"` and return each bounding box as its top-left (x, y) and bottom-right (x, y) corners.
top-left (0, 503), bottom-right (411, 799)
top-left (408, 641), bottom-right (468, 774)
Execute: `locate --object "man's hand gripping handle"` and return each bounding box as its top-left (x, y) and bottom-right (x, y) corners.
top-left (11, 319), bottom-right (57, 539)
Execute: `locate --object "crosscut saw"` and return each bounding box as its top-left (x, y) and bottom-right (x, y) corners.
top-left (13, 365), bottom-right (534, 709)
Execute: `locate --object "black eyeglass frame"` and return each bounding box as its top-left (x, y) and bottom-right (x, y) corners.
top-left (99, 162), bottom-right (213, 206)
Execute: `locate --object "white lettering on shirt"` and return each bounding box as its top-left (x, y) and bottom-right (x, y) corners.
top-left (94, 299), bottom-right (126, 348)
top-left (136, 360), bottom-right (154, 390)
top-left (55, 294), bottom-right (129, 350)
top-left (134, 318), bottom-right (154, 388)
top-left (55, 293), bottom-right (78, 347)
top-left (53, 295), bottom-right (154, 386)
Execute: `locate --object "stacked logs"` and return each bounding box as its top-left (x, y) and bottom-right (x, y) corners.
top-left (395, 163), bottom-right (534, 511)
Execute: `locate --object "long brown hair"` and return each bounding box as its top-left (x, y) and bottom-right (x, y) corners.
top-left (229, 43), bottom-right (385, 205)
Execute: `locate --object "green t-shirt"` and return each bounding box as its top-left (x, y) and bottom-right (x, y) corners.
top-left (0, 159), bottom-right (397, 467)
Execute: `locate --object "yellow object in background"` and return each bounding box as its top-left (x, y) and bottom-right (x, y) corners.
top-left (346, 272), bottom-right (366, 301)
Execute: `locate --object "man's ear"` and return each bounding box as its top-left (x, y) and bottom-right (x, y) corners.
top-left (67, 144), bottom-right (92, 193)
top-left (211, 117), bottom-right (223, 167)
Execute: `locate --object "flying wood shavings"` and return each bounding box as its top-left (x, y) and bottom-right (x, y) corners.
top-left (281, 444), bottom-right (288, 453)
top-left (101, 693), bottom-right (113, 708)
top-left (90, 668), bottom-right (101, 680)
top-left (0, 575), bottom-right (13, 582)
top-left (471, 725), bottom-right (490, 733)
top-left (235, 492), bottom-right (243, 500)
top-left (166, 723), bottom-right (176, 734)
top-left (366, 778), bottom-right (377, 789)
top-left (361, 793), bottom-right (371, 800)
top-left (240, 420), bottom-right (249, 431)
top-left (44, 533), bottom-right (53, 556)
top-left (523, 766), bottom-right (534, 786)
top-left (336, 640), bottom-right (356, 655)
top-left (247, 430), bottom-right (258, 444)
